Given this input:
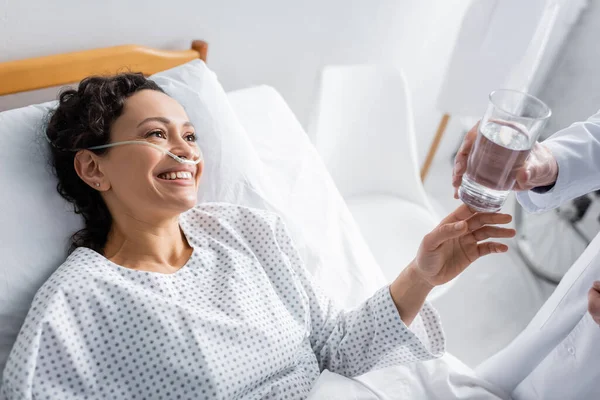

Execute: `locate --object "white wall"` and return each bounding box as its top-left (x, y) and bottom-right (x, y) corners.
top-left (0, 0), bottom-right (470, 163)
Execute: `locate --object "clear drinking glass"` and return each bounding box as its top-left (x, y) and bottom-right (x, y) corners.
top-left (458, 89), bottom-right (551, 212)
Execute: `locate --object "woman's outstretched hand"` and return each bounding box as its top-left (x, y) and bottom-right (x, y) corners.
top-left (413, 204), bottom-right (515, 287)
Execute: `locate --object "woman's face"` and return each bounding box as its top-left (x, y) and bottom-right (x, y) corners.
top-left (83, 90), bottom-right (203, 219)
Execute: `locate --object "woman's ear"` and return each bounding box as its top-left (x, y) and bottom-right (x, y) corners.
top-left (74, 150), bottom-right (108, 191)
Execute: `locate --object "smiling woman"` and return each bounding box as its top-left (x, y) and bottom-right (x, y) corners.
top-left (46, 73), bottom-right (203, 262)
top-left (1, 69), bottom-right (515, 400)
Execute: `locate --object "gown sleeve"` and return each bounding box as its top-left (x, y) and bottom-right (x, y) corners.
top-left (273, 216), bottom-right (445, 377)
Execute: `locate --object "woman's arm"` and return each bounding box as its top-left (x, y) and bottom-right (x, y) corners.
top-left (389, 261), bottom-right (433, 326)
top-left (273, 216), bottom-right (443, 377)
top-left (392, 205), bottom-right (514, 325)
top-left (273, 205), bottom-right (514, 377)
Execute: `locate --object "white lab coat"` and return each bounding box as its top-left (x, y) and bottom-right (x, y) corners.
top-left (475, 110), bottom-right (600, 399)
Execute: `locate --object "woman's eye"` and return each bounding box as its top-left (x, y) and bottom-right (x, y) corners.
top-left (185, 133), bottom-right (197, 142)
top-left (147, 130), bottom-right (166, 139)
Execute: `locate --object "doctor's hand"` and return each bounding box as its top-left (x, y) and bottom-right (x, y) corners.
top-left (412, 204), bottom-right (515, 287)
top-left (588, 282), bottom-right (600, 325)
top-left (452, 123), bottom-right (559, 198)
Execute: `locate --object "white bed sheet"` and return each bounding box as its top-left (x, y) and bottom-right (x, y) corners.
top-left (306, 354), bottom-right (509, 400)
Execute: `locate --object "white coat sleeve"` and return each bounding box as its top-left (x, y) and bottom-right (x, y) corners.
top-left (516, 109), bottom-right (600, 213)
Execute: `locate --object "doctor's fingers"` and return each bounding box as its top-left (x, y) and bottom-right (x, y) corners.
top-left (514, 162), bottom-right (551, 191)
top-left (588, 285), bottom-right (600, 325)
top-left (515, 144), bottom-right (558, 191)
top-left (452, 123), bottom-right (479, 189)
top-left (514, 168), bottom-right (533, 191)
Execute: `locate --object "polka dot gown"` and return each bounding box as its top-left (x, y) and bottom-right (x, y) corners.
top-left (1, 204), bottom-right (445, 399)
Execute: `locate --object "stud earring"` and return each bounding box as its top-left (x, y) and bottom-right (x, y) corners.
top-left (95, 183), bottom-right (100, 187)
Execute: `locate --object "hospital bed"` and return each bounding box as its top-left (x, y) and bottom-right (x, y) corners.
top-left (0, 41), bottom-right (507, 398)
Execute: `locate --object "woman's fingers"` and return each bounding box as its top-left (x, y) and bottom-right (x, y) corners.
top-left (466, 212), bottom-right (512, 232)
top-left (424, 222), bottom-right (514, 250)
top-left (440, 204), bottom-right (477, 225)
top-left (429, 206), bottom-right (514, 251)
top-left (441, 205), bottom-right (512, 228)
top-left (477, 242), bottom-right (509, 258)
top-left (422, 220), bottom-right (468, 250)
top-left (472, 226), bottom-right (516, 241)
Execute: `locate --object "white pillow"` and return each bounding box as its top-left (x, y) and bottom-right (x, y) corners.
top-left (227, 86), bottom-right (387, 307)
top-left (0, 60), bottom-right (265, 376)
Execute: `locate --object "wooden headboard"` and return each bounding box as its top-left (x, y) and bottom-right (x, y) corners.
top-left (0, 40), bottom-right (208, 97)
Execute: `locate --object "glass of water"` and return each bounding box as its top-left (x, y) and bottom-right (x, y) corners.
top-left (458, 89), bottom-right (551, 212)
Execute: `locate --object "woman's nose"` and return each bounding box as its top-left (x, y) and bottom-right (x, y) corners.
top-left (170, 134), bottom-right (199, 161)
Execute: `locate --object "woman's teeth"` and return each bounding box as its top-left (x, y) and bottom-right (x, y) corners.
top-left (158, 171), bottom-right (193, 180)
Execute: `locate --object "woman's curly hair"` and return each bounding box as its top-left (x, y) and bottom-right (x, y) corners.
top-left (46, 72), bottom-right (165, 254)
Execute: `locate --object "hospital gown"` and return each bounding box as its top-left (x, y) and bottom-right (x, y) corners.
top-left (1, 203), bottom-right (444, 400)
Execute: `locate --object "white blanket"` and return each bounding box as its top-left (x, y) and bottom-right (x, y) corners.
top-left (308, 355), bottom-right (510, 400)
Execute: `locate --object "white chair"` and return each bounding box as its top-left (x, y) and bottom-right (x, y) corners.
top-left (309, 64), bottom-right (450, 298)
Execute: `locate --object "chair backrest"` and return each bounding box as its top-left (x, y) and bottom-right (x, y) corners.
top-left (309, 64), bottom-right (433, 210)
